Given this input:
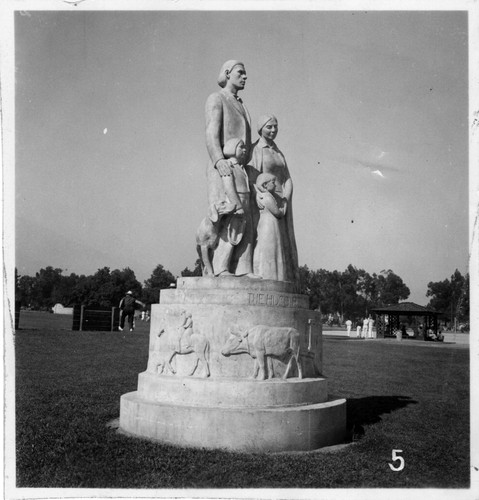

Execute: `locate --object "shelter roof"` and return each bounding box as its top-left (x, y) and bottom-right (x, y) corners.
top-left (370, 302), bottom-right (439, 315)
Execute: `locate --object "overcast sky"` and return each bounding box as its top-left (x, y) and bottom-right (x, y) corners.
top-left (13, 8), bottom-right (469, 304)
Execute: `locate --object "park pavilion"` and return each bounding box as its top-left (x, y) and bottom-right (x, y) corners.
top-left (370, 302), bottom-right (440, 339)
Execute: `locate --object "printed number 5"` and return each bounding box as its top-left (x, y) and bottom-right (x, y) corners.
top-left (389, 449), bottom-right (405, 472)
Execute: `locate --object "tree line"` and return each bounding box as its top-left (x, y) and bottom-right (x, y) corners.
top-left (15, 263), bottom-right (194, 312)
top-left (15, 262), bottom-right (469, 324)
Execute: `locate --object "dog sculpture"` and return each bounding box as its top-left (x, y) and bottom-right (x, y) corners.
top-left (195, 200), bottom-right (235, 275)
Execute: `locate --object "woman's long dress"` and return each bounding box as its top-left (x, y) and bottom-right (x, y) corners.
top-left (253, 191), bottom-right (288, 281)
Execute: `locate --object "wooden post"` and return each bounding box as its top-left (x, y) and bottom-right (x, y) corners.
top-left (111, 307), bottom-right (116, 331)
top-left (79, 305), bottom-right (85, 331)
top-left (307, 319), bottom-right (316, 351)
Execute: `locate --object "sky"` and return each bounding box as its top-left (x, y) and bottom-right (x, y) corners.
top-left (11, 7), bottom-right (470, 305)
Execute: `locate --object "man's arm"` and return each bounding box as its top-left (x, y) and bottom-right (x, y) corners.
top-left (205, 93), bottom-right (232, 176)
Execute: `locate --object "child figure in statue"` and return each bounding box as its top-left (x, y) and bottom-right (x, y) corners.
top-left (220, 138), bottom-right (249, 216)
top-left (212, 138), bottom-right (255, 277)
top-left (253, 172), bottom-right (290, 281)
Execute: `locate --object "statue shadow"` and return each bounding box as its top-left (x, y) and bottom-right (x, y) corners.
top-left (344, 395), bottom-right (418, 442)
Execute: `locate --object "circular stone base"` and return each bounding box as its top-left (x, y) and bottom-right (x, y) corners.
top-left (137, 373), bottom-right (329, 408)
top-left (119, 277), bottom-right (346, 452)
top-left (119, 391), bottom-right (347, 452)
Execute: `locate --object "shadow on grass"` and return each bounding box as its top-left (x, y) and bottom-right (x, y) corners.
top-left (346, 395), bottom-right (418, 441)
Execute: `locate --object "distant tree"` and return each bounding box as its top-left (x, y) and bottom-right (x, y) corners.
top-left (372, 269), bottom-right (410, 306)
top-left (110, 268), bottom-right (142, 306)
top-left (15, 266), bottom-right (145, 309)
top-left (322, 269), bottom-right (343, 315)
top-left (298, 264), bottom-right (409, 321)
top-left (17, 266), bottom-right (87, 310)
top-left (340, 265), bottom-right (371, 320)
top-left (181, 259), bottom-right (203, 277)
top-left (68, 267), bottom-right (142, 308)
top-left (300, 267), bottom-right (346, 315)
top-left (427, 269), bottom-right (469, 324)
top-left (361, 271), bottom-right (379, 305)
top-left (32, 267), bottom-right (64, 309)
top-left (70, 274), bottom-right (94, 306)
top-left (298, 265), bottom-right (312, 296)
top-left (16, 270), bottom-right (36, 308)
top-left (52, 272), bottom-right (81, 306)
top-left (298, 266), bottom-right (329, 311)
top-left (460, 273), bottom-right (470, 321)
top-left (88, 267), bottom-right (115, 307)
top-left (143, 264), bottom-right (176, 304)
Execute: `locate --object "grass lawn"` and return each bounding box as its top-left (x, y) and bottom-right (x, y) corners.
top-left (14, 312), bottom-right (469, 489)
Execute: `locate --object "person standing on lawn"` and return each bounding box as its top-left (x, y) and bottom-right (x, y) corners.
top-left (367, 316), bottom-right (374, 338)
top-left (345, 319), bottom-right (352, 337)
top-left (356, 319), bottom-right (363, 338)
top-left (362, 317), bottom-right (369, 338)
top-left (119, 291), bottom-right (145, 332)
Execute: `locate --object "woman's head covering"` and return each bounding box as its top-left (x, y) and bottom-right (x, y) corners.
top-left (256, 172), bottom-right (276, 192)
top-left (223, 138), bottom-right (244, 158)
top-left (217, 60), bottom-right (244, 88)
top-left (257, 114), bottom-right (277, 135)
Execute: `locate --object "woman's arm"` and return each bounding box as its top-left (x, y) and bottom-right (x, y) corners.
top-left (282, 160), bottom-right (293, 201)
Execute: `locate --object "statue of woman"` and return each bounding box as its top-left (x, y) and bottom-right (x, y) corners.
top-left (204, 60), bottom-right (255, 277)
top-left (249, 115), bottom-right (299, 284)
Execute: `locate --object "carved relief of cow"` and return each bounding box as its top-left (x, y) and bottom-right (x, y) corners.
top-left (221, 325), bottom-right (303, 380)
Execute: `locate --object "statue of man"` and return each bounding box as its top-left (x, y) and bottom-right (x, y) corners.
top-left (204, 60), bottom-right (255, 277)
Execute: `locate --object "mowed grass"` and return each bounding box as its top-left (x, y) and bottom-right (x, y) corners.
top-left (14, 312), bottom-right (469, 489)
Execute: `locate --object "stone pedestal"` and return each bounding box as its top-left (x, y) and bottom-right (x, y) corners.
top-left (119, 276), bottom-right (346, 452)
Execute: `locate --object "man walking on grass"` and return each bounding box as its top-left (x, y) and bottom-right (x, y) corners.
top-left (119, 291), bottom-right (144, 332)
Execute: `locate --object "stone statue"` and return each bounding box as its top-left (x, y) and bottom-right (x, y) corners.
top-left (120, 60), bottom-right (346, 452)
top-left (167, 311), bottom-right (211, 377)
top-left (221, 325), bottom-right (303, 380)
top-left (176, 310), bottom-right (194, 351)
top-left (219, 138), bottom-right (249, 215)
top-left (146, 328), bottom-right (170, 374)
top-left (195, 200), bottom-right (236, 276)
top-left (204, 60), bottom-right (255, 277)
top-left (249, 115), bottom-right (299, 284)
top-left (212, 138), bottom-right (255, 276)
top-left (253, 172), bottom-right (289, 281)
